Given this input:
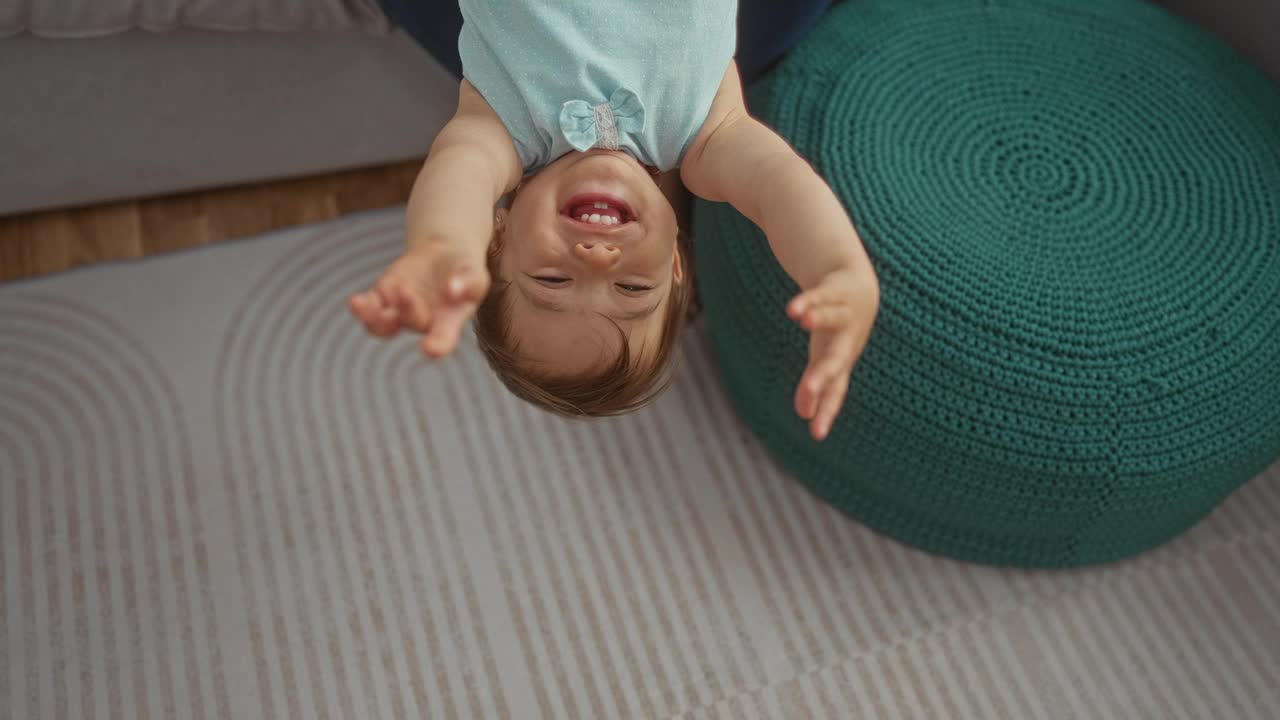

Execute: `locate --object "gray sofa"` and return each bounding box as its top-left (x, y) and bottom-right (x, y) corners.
top-left (0, 1), bottom-right (456, 216)
top-left (0, 0), bottom-right (1274, 218)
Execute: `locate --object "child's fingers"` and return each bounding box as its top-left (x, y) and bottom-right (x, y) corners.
top-left (796, 331), bottom-right (857, 417)
top-left (787, 284), bottom-right (840, 319)
top-left (794, 371), bottom-right (823, 420)
top-left (795, 354), bottom-right (836, 419)
top-left (787, 291), bottom-right (817, 320)
top-left (419, 304), bottom-right (476, 359)
top-left (445, 269), bottom-right (490, 304)
top-left (349, 291), bottom-right (401, 337)
top-left (395, 286), bottom-right (432, 333)
top-left (802, 304), bottom-right (853, 331)
top-left (810, 374), bottom-right (850, 441)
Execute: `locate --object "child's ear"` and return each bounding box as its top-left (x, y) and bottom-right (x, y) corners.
top-left (672, 229), bottom-right (688, 284)
top-left (490, 208), bottom-right (509, 248)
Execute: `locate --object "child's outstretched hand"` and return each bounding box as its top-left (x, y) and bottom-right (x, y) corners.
top-left (786, 266), bottom-right (879, 441)
top-left (348, 245), bottom-right (490, 359)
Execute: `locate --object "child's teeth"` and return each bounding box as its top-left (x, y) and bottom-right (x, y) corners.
top-left (580, 214), bottom-right (590, 221)
top-left (589, 214), bottom-right (602, 223)
top-left (594, 202), bottom-right (609, 209)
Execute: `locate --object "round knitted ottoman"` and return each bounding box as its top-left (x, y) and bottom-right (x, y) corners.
top-left (693, 0), bottom-right (1280, 567)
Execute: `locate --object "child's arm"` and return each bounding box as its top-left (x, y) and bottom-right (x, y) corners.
top-left (350, 81), bottom-right (522, 358)
top-left (681, 62), bottom-right (881, 440)
top-left (405, 80), bottom-right (523, 256)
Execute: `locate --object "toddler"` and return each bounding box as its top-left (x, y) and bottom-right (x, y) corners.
top-left (349, 0), bottom-right (879, 440)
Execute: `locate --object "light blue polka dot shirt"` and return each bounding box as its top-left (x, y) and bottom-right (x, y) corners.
top-left (458, 0), bottom-right (738, 174)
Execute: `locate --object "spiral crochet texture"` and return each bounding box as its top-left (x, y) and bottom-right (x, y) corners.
top-left (693, 0), bottom-right (1280, 567)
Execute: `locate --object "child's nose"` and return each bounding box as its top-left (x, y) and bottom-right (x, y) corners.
top-left (573, 242), bottom-right (620, 270)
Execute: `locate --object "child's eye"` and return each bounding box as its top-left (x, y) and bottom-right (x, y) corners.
top-left (617, 283), bottom-right (653, 293)
top-left (534, 276), bottom-right (569, 285)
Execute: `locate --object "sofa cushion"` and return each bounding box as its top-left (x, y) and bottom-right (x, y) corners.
top-left (1, 0), bottom-right (388, 38)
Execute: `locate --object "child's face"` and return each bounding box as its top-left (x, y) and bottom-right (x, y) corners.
top-left (497, 149), bottom-right (683, 376)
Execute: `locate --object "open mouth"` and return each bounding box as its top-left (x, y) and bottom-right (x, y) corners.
top-left (561, 193), bottom-right (635, 227)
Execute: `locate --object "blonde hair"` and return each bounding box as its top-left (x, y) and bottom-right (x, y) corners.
top-left (474, 225), bottom-right (696, 417)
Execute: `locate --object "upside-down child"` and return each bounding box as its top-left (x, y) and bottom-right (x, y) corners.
top-left (349, 0), bottom-right (879, 440)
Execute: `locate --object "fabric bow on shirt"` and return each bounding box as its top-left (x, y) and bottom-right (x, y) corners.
top-left (559, 87), bottom-right (646, 152)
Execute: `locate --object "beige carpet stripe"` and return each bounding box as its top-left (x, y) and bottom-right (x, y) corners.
top-left (971, 607), bottom-right (1046, 718)
top-left (60, 296), bottom-right (231, 720)
top-left (1, 412), bottom-right (43, 719)
top-left (0, 436), bottom-right (11, 718)
top-left (277, 222), bottom-right (433, 719)
top-left (907, 634), bottom-right (967, 718)
top-left (1106, 576), bottom-right (1195, 717)
top-left (383, 351), bottom-right (482, 718)
top-left (226, 229), bottom-right (353, 719)
top-left (317, 306), bottom-right (426, 718)
top-left (7, 348), bottom-right (119, 719)
top-left (691, 338), bottom-right (921, 661)
top-left (1112, 569), bottom-right (1216, 717)
top-left (479, 371), bottom-right (624, 717)
top-left (255, 272), bottom-right (345, 720)
top-left (1184, 552), bottom-right (1277, 716)
top-left (641, 400), bottom-right (761, 691)
top-left (1146, 565), bottom-right (1239, 714)
top-left (626, 410), bottom-right (737, 704)
top-left (8, 407), bottom-right (64, 718)
top-left (273, 224), bottom-right (443, 717)
top-left (493, 390), bottom-right (635, 716)
top-left (680, 345), bottom-right (830, 667)
top-left (436, 358), bottom-right (557, 718)
top-left (577, 413), bottom-right (695, 713)
top-left (1057, 584), bottom-right (1140, 715)
top-left (324, 289), bottom-right (433, 717)
top-left (1047, 589), bottom-right (1122, 716)
top-left (1150, 560), bottom-right (1258, 716)
top-left (562, 415), bottom-right (689, 715)
top-left (215, 220), bottom-right (402, 718)
top-left (593, 416), bottom-right (710, 713)
top-left (291, 225), bottom-right (461, 717)
top-left (529, 414), bottom-right (640, 717)
top-left (1234, 536), bottom-right (1280, 632)
top-left (1137, 558), bottom-right (1256, 717)
top-left (390, 351), bottom-right (497, 719)
top-left (731, 433), bottom-right (860, 665)
top-left (715, 409), bottom-right (864, 667)
top-left (463, 357), bottom-right (605, 717)
top-left (217, 262), bottom-right (313, 720)
top-left (297, 239), bottom-right (428, 719)
top-left (539, 412), bottom-right (669, 715)
top-left (286, 226), bottom-right (414, 720)
top-left (699, 342), bottom-right (918, 658)
top-left (1233, 537), bottom-right (1280, 715)
top-left (288, 264), bottom-right (394, 719)
top-left (3, 299), bottom-right (226, 720)
top-left (19, 375), bottom-right (81, 720)
top-left (674, 353), bottom-right (808, 665)
top-left (601, 415), bottom-right (723, 709)
top-left (561, 407), bottom-right (682, 716)
top-left (1088, 577), bottom-right (1180, 716)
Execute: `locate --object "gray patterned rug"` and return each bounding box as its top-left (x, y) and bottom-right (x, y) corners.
top-left (2, 207), bottom-right (1278, 719)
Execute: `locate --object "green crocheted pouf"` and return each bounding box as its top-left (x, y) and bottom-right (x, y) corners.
top-left (694, 0), bottom-right (1280, 567)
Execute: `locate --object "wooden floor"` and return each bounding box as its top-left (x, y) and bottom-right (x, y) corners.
top-left (0, 161), bottom-right (421, 283)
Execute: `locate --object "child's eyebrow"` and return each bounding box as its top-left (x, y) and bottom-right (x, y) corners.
top-left (518, 283), bottom-right (660, 322)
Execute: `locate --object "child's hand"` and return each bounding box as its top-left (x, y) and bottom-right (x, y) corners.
top-left (785, 266), bottom-right (879, 441)
top-left (348, 245), bottom-right (490, 359)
